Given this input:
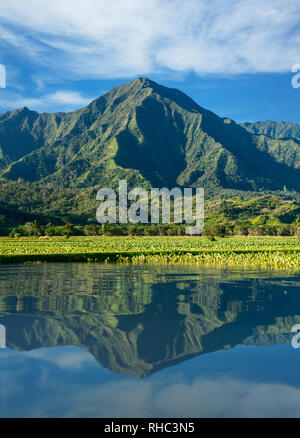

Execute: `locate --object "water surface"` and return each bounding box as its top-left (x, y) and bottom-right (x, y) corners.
top-left (0, 263), bottom-right (300, 417)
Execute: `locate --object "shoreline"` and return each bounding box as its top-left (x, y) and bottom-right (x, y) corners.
top-left (0, 249), bottom-right (299, 271)
top-left (1, 236), bottom-right (299, 270)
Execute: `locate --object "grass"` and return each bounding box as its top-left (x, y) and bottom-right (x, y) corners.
top-left (0, 236), bottom-right (299, 270)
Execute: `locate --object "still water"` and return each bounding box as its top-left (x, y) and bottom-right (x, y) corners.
top-left (0, 263), bottom-right (300, 418)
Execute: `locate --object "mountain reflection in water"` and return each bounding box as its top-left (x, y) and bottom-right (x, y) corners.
top-left (0, 264), bottom-right (299, 378)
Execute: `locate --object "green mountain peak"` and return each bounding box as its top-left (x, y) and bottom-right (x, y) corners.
top-left (0, 78), bottom-right (299, 201)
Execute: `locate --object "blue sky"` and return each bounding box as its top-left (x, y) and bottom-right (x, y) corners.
top-left (0, 0), bottom-right (300, 123)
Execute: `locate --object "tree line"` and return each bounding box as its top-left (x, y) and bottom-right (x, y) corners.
top-left (8, 220), bottom-right (300, 238)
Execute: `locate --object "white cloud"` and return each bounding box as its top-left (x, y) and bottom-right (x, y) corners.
top-left (23, 90), bottom-right (93, 108)
top-left (0, 89), bottom-right (95, 112)
top-left (0, 0), bottom-right (299, 81)
top-left (3, 347), bottom-right (300, 417)
top-left (47, 378), bottom-right (300, 417)
top-left (26, 346), bottom-right (96, 369)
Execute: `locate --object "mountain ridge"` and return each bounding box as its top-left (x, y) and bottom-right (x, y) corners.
top-left (241, 120), bottom-right (300, 140)
top-left (0, 77), bottom-right (299, 224)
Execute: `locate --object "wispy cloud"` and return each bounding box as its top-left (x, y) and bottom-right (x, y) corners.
top-left (3, 346), bottom-right (300, 417)
top-left (0, 0), bottom-right (299, 82)
top-left (18, 90), bottom-right (93, 108)
top-left (0, 89), bottom-right (94, 112)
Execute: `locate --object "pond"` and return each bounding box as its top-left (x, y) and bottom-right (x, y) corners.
top-left (0, 263), bottom-right (300, 417)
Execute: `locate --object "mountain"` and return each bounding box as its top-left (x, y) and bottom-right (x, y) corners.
top-left (241, 120), bottom-right (300, 139)
top-left (0, 78), bottom-right (300, 224)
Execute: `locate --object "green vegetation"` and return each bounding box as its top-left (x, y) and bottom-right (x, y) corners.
top-left (1, 193), bottom-right (299, 237)
top-left (0, 78), bottom-right (299, 204)
top-left (241, 120), bottom-right (300, 140)
top-left (0, 236), bottom-right (299, 270)
top-left (0, 78), bottom-right (299, 256)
